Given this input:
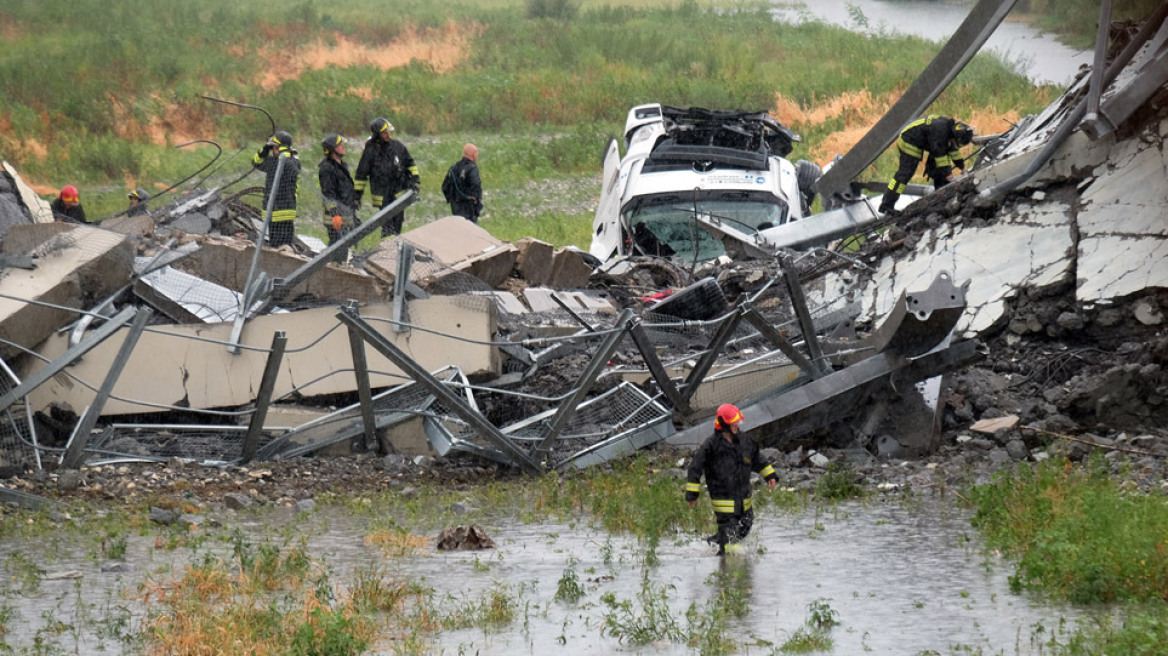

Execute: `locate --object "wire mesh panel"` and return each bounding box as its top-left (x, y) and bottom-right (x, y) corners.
top-left (85, 425), bottom-right (259, 465)
top-left (0, 360), bottom-right (40, 473)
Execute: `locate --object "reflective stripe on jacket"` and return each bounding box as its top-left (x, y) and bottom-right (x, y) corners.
top-left (685, 429), bottom-right (778, 512)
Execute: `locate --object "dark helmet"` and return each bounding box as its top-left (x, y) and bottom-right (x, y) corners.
top-left (369, 117), bottom-right (394, 136)
top-left (321, 133), bottom-right (343, 154)
top-left (953, 121), bottom-right (974, 146)
top-left (270, 130), bottom-right (293, 149)
top-left (127, 188), bottom-right (149, 202)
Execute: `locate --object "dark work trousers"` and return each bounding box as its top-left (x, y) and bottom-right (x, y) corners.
top-left (269, 221), bottom-right (295, 248)
top-left (715, 507), bottom-right (754, 546)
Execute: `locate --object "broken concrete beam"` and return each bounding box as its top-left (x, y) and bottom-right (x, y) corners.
top-left (0, 223), bottom-right (132, 358)
top-left (172, 236), bottom-right (385, 304)
top-left (365, 216), bottom-right (517, 289)
top-left (99, 213), bottom-right (155, 238)
top-left (382, 414), bottom-right (438, 456)
top-left (24, 296), bottom-right (499, 416)
top-left (2, 162), bottom-right (52, 224)
top-left (472, 291), bottom-right (529, 316)
top-left (522, 287), bottom-right (561, 313)
top-left (548, 248), bottom-right (593, 289)
top-left (515, 238), bottom-right (554, 286)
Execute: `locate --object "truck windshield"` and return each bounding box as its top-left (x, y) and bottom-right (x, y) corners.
top-left (624, 198), bottom-right (787, 262)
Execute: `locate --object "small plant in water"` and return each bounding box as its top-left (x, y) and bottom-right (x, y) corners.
top-left (555, 560), bottom-right (585, 604)
top-left (815, 462), bottom-right (865, 501)
top-left (779, 599), bottom-right (838, 652)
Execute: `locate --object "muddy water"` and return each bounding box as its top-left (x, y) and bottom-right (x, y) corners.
top-left (0, 499), bottom-right (1086, 654)
top-left (771, 0), bottom-right (1092, 86)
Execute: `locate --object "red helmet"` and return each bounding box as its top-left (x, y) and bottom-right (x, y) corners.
top-left (714, 403), bottom-right (743, 429)
top-left (60, 185), bottom-right (79, 204)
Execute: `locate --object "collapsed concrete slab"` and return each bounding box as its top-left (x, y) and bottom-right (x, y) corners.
top-left (23, 296), bottom-right (499, 416)
top-left (100, 213), bottom-right (155, 238)
top-left (0, 223), bottom-right (132, 358)
top-left (365, 216), bottom-right (519, 289)
top-left (2, 162), bottom-right (52, 225)
top-left (549, 248), bottom-right (594, 289)
top-left (173, 236), bottom-right (385, 304)
top-left (515, 238), bottom-right (554, 286)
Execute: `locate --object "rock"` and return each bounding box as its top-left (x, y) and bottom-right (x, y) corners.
top-left (970, 415), bottom-right (1019, 434)
top-left (987, 449), bottom-right (1012, 467)
top-left (1055, 311), bottom-right (1085, 331)
top-left (808, 452), bottom-right (831, 468)
top-left (448, 501), bottom-right (474, 515)
top-left (1006, 439), bottom-right (1029, 461)
top-left (149, 507), bottom-right (179, 525)
top-left (101, 562), bottom-right (130, 573)
top-left (295, 499), bottom-right (316, 513)
top-left (56, 469), bottom-right (82, 492)
top-left (413, 456), bottom-right (435, 469)
top-left (1133, 299), bottom-right (1163, 326)
top-left (658, 468), bottom-right (686, 480)
top-left (435, 524), bottom-right (496, 551)
top-left (399, 486), bottom-right (419, 498)
top-left (1095, 308), bottom-right (1123, 327)
top-left (224, 493), bottom-right (253, 510)
top-left (178, 514), bottom-right (202, 527)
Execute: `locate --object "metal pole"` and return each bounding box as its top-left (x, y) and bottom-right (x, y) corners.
top-left (392, 241), bottom-right (415, 333)
top-left (228, 153), bottom-right (286, 354)
top-left (1085, 0), bottom-right (1113, 124)
top-left (740, 307), bottom-right (823, 380)
top-left (62, 308), bottom-right (153, 469)
top-left (780, 254), bottom-right (827, 374)
top-left (679, 309), bottom-right (742, 403)
top-left (535, 309), bottom-right (633, 457)
top-left (628, 320), bottom-right (689, 413)
top-left (550, 293), bottom-right (597, 333)
top-left (0, 306), bottom-right (137, 414)
top-left (345, 301), bottom-right (382, 453)
top-left (336, 305), bottom-right (543, 474)
top-left (240, 331), bottom-right (288, 463)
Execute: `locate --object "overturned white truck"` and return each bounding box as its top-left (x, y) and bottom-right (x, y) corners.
top-left (590, 104), bottom-right (878, 262)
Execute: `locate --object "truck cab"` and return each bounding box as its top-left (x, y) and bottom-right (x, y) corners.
top-left (590, 103), bottom-right (819, 263)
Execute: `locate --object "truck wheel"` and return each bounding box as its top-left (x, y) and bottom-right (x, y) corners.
top-left (795, 160), bottom-right (821, 215)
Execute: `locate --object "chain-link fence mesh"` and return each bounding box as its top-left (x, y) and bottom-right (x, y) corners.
top-left (0, 361), bottom-right (40, 472)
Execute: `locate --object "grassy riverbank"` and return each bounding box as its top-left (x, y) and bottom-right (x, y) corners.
top-left (2, 0), bottom-right (1055, 245)
top-left (970, 456), bottom-right (1168, 653)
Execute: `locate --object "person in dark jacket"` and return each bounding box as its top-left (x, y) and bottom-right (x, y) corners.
top-left (253, 130), bottom-right (301, 248)
top-left (50, 185), bottom-right (88, 224)
top-left (686, 404), bottom-right (779, 555)
top-left (354, 118), bottom-right (419, 237)
top-left (318, 133), bottom-right (359, 264)
top-left (127, 188), bottom-right (150, 217)
top-left (442, 143), bottom-right (483, 223)
top-left (878, 115), bottom-right (974, 215)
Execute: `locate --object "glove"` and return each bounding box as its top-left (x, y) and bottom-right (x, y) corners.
top-left (410, 176), bottom-right (420, 192)
top-left (354, 190), bottom-right (364, 207)
top-left (331, 215), bottom-right (344, 231)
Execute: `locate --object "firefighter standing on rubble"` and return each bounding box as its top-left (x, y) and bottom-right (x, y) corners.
top-left (686, 404), bottom-right (779, 555)
top-left (878, 115), bottom-right (974, 216)
top-left (253, 130), bottom-right (301, 248)
top-left (50, 185), bottom-right (88, 224)
top-left (127, 188), bottom-right (150, 217)
top-left (354, 118), bottom-right (419, 237)
top-left (318, 133), bottom-right (359, 264)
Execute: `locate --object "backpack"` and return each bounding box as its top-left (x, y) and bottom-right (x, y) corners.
top-left (442, 165), bottom-right (457, 203)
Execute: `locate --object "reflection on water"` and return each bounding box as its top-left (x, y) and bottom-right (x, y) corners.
top-left (771, 0), bottom-right (1091, 86)
top-left (0, 499), bottom-right (1087, 654)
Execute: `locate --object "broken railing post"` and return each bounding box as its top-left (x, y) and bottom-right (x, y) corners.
top-left (62, 307), bottom-right (153, 469)
top-left (336, 305), bottom-right (543, 474)
top-left (550, 293), bottom-right (597, 333)
top-left (228, 154), bottom-right (285, 354)
top-left (344, 301), bottom-right (382, 453)
top-left (679, 309), bottom-right (743, 403)
top-left (779, 254), bottom-right (828, 376)
top-left (628, 319), bottom-right (689, 413)
top-left (534, 309), bottom-right (633, 460)
top-left (740, 306), bottom-right (823, 380)
top-left (392, 241), bottom-right (415, 333)
top-left (272, 191), bottom-right (418, 304)
top-left (240, 331), bottom-right (288, 464)
top-left (0, 306), bottom-right (137, 414)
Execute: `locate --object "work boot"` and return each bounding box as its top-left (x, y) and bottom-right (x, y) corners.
top-left (705, 533), bottom-right (720, 545)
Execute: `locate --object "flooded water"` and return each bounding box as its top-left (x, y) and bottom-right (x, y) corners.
top-left (771, 0), bottom-right (1092, 86)
top-left (1, 497), bottom-right (1087, 654)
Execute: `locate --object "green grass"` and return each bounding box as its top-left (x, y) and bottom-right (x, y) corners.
top-left (6, 0), bottom-right (1057, 249)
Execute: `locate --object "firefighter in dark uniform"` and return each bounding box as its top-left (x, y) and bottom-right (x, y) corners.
top-left (878, 115), bottom-right (974, 216)
top-left (127, 188), bottom-right (150, 217)
top-left (50, 185), bottom-right (88, 224)
top-left (686, 404), bottom-right (779, 555)
top-left (354, 117), bottom-right (420, 237)
top-left (253, 130), bottom-right (300, 248)
top-left (442, 143), bottom-right (483, 223)
top-left (318, 133), bottom-right (359, 264)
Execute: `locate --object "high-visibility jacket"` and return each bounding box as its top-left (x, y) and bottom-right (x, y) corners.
top-left (685, 430), bottom-right (778, 514)
top-left (898, 115), bottom-right (965, 170)
top-left (354, 137), bottom-right (419, 208)
top-left (253, 147), bottom-right (301, 223)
